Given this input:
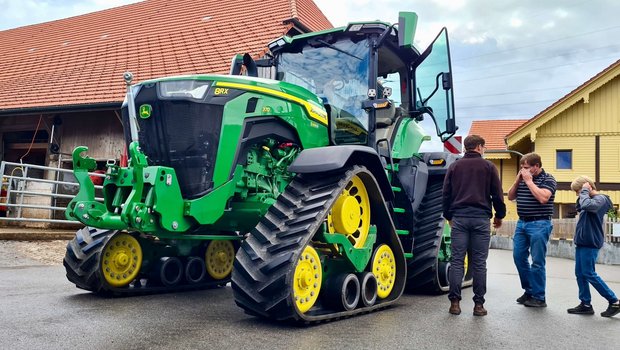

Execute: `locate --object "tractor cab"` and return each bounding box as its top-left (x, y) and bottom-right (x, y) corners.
top-left (266, 12), bottom-right (457, 152)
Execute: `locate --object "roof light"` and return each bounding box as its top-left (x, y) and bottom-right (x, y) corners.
top-left (347, 24), bottom-right (363, 32)
top-left (268, 38), bottom-right (286, 50)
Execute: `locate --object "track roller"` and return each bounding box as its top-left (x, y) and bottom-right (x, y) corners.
top-left (437, 261), bottom-right (450, 287)
top-left (185, 257), bottom-right (206, 284)
top-left (324, 273), bottom-right (360, 311)
top-left (158, 257), bottom-right (183, 286)
top-left (357, 272), bottom-right (378, 307)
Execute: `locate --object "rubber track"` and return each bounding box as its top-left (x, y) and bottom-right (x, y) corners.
top-left (63, 227), bottom-right (229, 296)
top-left (405, 177), bottom-right (449, 293)
top-left (404, 175), bottom-right (475, 293)
top-left (232, 167), bottom-right (404, 324)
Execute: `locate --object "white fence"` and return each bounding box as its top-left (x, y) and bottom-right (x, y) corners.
top-left (0, 161), bottom-right (104, 226)
top-left (494, 218), bottom-right (620, 244)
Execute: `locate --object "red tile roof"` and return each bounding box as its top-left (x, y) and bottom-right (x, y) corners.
top-left (0, 0), bottom-right (332, 112)
top-left (469, 119), bottom-right (528, 150)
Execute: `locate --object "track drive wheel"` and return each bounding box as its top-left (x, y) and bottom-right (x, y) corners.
top-left (205, 240), bottom-right (235, 280)
top-left (327, 175), bottom-right (371, 248)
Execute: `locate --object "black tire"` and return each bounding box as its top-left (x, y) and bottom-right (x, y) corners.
top-left (63, 227), bottom-right (117, 294)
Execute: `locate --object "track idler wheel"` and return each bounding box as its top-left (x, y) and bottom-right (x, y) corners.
top-left (158, 257), bottom-right (183, 286)
top-left (205, 240), bottom-right (235, 280)
top-left (185, 257), bottom-right (206, 284)
top-left (357, 272), bottom-right (378, 307)
top-left (372, 244), bottom-right (396, 299)
top-left (293, 245), bottom-right (322, 313)
top-left (101, 233), bottom-right (143, 288)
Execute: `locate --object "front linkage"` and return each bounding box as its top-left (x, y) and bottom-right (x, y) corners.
top-left (65, 141), bottom-right (242, 235)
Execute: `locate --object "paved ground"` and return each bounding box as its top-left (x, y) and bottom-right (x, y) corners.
top-left (0, 244), bottom-right (618, 349)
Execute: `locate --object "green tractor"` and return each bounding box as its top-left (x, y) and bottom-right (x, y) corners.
top-left (63, 11), bottom-right (471, 323)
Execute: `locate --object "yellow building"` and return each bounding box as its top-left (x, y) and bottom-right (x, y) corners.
top-left (470, 59), bottom-right (620, 220)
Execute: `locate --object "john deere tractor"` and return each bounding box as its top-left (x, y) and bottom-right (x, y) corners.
top-left (63, 12), bottom-right (470, 323)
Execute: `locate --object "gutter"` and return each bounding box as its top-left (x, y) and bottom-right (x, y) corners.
top-left (0, 102), bottom-right (122, 117)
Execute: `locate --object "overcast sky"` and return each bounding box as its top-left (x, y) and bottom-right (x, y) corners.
top-left (1, 0), bottom-right (619, 148)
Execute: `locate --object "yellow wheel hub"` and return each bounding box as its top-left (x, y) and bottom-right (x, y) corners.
top-left (327, 175), bottom-right (370, 248)
top-left (101, 233), bottom-right (142, 287)
top-left (293, 245), bottom-right (322, 313)
top-left (206, 240), bottom-right (235, 280)
top-left (372, 244), bottom-right (396, 299)
top-left (464, 253), bottom-right (469, 279)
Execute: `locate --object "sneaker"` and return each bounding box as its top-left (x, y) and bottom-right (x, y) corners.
top-left (473, 303), bottom-right (487, 316)
top-left (523, 298), bottom-right (547, 307)
top-left (601, 301), bottom-right (620, 317)
top-left (567, 303), bottom-right (594, 315)
top-left (516, 293), bottom-right (531, 304)
top-left (449, 299), bottom-right (461, 315)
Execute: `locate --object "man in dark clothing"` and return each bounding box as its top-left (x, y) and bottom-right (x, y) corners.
top-left (566, 175), bottom-right (620, 317)
top-left (508, 152), bottom-right (556, 308)
top-left (442, 135), bottom-right (506, 316)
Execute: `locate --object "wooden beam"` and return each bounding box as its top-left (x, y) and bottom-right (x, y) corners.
top-left (5, 143), bottom-right (48, 150)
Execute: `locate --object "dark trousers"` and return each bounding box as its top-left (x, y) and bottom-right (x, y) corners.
top-left (448, 216), bottom-right (491, 304)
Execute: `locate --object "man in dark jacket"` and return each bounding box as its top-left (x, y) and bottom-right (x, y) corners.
top-left (442, 135), bottom-right (506, 316)
top-left (566, 175), bottom-right (620, 317)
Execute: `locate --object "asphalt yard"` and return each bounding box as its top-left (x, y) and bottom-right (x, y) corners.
top-left (0, 244), bottom-right (618, 349)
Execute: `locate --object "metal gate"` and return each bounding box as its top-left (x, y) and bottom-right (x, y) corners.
top-left (0, 160), bottom-right (103, 225)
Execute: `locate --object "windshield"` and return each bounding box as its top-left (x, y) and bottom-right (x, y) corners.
top-left (278, 38), bottom-right (370, 140)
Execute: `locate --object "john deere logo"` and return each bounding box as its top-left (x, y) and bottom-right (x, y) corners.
top-left (139, 104), bottom-right (152, 119)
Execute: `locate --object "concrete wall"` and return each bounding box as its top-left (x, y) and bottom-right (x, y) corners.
top-left (490, 235), bottom-right (620, 265)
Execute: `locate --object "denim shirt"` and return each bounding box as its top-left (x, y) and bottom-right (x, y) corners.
top-left (574, 189), bottom-right (613, 249)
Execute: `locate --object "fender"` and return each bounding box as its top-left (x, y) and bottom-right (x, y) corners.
top-left (288, 145), bottom-right (394, 201)
top-left (421, 151), bottom-right (461, 176)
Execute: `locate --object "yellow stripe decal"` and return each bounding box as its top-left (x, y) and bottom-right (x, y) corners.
top-left (215, 81), bottom-right (328, 125)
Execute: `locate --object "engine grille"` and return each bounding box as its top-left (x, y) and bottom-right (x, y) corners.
top-left (122, 83), bottom-right (224, 199)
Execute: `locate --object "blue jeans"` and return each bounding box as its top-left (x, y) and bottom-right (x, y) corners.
top-left (512, 219), bottom-right (553, 301)
top-left (575, 246), bottom-right (618, 304)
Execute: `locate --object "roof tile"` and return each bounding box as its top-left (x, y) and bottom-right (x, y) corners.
top-left (0, 0), bottom-right (332, 112)
top-left (469, 119), bottom-right (529, 150)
